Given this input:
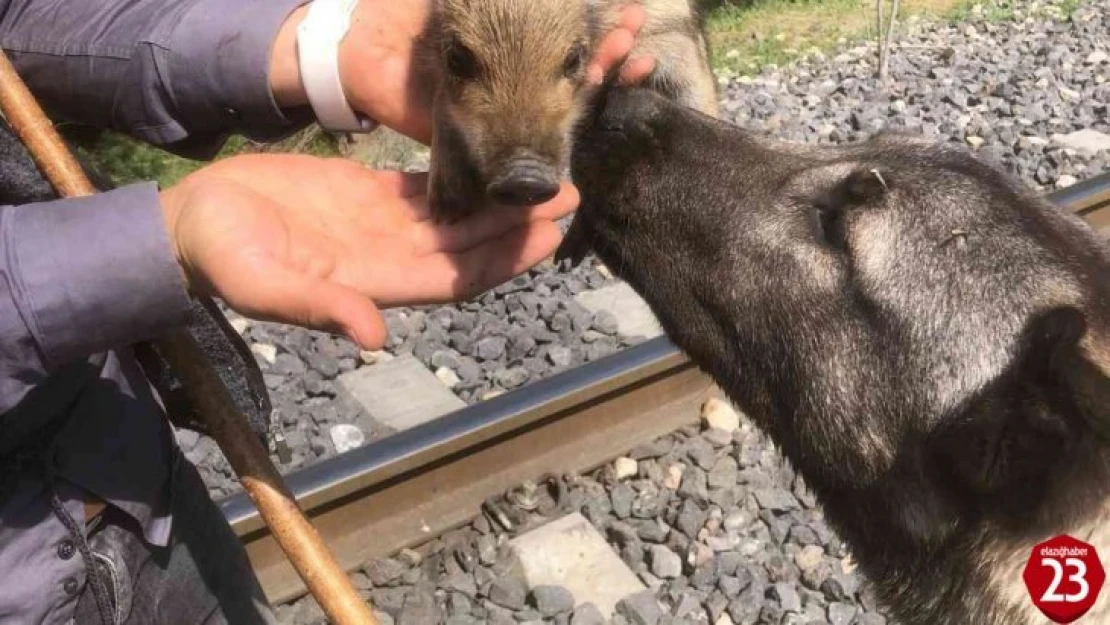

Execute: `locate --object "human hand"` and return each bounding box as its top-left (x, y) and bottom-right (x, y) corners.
top-left (159, 155), bottom-right (577, 348)
top-left (269, 1), bottom-right (658, 144)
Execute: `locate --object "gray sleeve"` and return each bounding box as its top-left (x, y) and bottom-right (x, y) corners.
top-left (0, 182), bottom-right (192, 415)
top-left (0, 0), bottom-right (313, 159)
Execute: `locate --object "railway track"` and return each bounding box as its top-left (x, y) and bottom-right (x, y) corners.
top-left (217, 170), bottom-right (1110, 607)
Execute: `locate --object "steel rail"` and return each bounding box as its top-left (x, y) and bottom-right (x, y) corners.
top-left (218, 169), bottom-right (1110, 606)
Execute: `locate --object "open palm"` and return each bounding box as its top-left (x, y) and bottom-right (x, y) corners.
top-left (161, 154), bottom-right (578, 348)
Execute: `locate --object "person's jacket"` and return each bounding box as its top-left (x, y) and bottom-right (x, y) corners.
top-left (0, 1), bottom-right (311, 622)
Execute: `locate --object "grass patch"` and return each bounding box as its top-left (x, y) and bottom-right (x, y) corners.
top-left (704, 0), bottom-right (968, 75)
top-left (70, 125), bottom-right (343, 189)
top-left (947, 0), bottom-right (1016, 22)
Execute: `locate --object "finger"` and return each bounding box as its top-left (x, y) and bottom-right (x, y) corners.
top-left (586, 3), bottom-right (646, 85)
top-left (408, 182), bottom-right (579, 254)
top-left (617, 3), bottom-right (648, 35)
top-left (387, 220), bottom-right (566, 307)
top-left (444, 220), bottom-right (567, 300)
top-left (217, 255), bottom-right (388, 349)
top-left (587, 29), bottom-right (635, 85)
top-left (619, 55), bottom-right (657, 85)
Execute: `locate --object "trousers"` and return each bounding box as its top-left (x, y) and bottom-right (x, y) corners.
top-left (70, 449), bottom-right (277, 625)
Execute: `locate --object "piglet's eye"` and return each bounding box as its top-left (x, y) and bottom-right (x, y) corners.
top-left (563, 42), bottom-right (587, 78)
top-left (447, 38), bottom-right (480, 80)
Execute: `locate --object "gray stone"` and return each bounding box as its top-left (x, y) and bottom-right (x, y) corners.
top-left (648, 545), bottom-right (683, 579)
top-left (829, 602), bottom-right (859, 625)
top-left (671, 592), bottom-right (704, 619)
top-left (515, 609), bottom-right (544, 623)
top-left (611, 483), bottom-right (636, 519)
top-left (476, 336), bottom-right (508, 361)
top-left (708, 457), bottom-right (739, 490)
top-left (489, 576), bottom-right (528, 610)
top-left (530, 585), bottom-right (576, 616)
top-left (575, 283), bottom-right (662, 339)
top-left (397, 590), bottom-right (442, 625)
top-left (547, 345), bottom-right (574, 368)
top-left (447, 592), bottom-right (473, 617)
top-left (494, 366), bottom-right (530, 389)
top-left (287, 597), bottom-right (326, 625)
top-left (676, 500), bottom-right (708, 540)
top-left (477, 534), bottom-right (498, 566)
top-left (754, 489), bottom-right (800, 512)
top-left (771, 582), bottom-right (803, 613)
top-left (441, 572), bottom-right (478, 598)
top-left (677, 469), bottom-right (710, 507)
top-left (362, 557), bottom-right (407, 587)
top-left (174, 428), bottom-right (200, 453)
top-left (821, 572), bottom-right (860, 603)
top-left (272, 353), bottom-right (306, 376)
top-left (570, 603), bottom-right (607, 625)
top-left (616, 589), bottom-right (664, 625)
top-left (634, 519), bottom-right (670, 544)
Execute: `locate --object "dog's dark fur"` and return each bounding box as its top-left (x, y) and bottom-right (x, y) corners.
top-left (421, 0), bottom-right (718, 221)
top-left (561, 86), bottom-right (1110, 624)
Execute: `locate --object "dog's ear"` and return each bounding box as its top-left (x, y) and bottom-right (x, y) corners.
top-left (1007, 305), bottom-right (1092, 446)
top-left (803, 165), bottom-right (892, 214)
top-left (1015, 306), bottom-right (1088, 379)
top-left (1036, 306), bottom-right (1110, 442)
top-left (933, 307), bottom-right (1089, 504)
top-left (837, 167), bottom-right (891, 206)
top-left (427, 104), bottom-right (488, 223)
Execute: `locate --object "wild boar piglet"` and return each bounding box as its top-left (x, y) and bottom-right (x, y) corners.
top-left (423, 0), bottom-right (718, 220)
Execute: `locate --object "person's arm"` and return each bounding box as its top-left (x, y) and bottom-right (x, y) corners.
top-left (0, 0), bottom-right (313, 159)
top-left (0, 183), bottom-right (192, 417)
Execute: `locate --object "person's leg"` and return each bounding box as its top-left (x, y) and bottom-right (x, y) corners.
top-left (72, 450), bottom-right (276, 625)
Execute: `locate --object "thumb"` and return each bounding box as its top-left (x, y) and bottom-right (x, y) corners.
top-left (215, 256), bottom-right (388, 350)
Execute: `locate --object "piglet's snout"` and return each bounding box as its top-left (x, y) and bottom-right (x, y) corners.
top-left (487, 158), bottom-right (562, 206)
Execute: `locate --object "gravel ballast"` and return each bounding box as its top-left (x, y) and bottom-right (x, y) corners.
top-left (190, 0), bottom-right (1107, 622)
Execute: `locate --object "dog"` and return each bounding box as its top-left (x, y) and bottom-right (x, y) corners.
top-left (559, 85), bottom-right (1110, 625)
top-left (420, 0), bottom-right (718, 221)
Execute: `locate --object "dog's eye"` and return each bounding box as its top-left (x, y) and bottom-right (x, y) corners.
top-left (447, 39), bottom-right (480, 80)
top-left (563, 42), bottom-right (587, 78)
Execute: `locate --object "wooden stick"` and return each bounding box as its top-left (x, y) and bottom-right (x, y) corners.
top-left (0, 49), bottom-right (378, 625)
top-left (875, 0), bottom-right (885, 81)
top-left (879, 0), bottom-right (900, 83)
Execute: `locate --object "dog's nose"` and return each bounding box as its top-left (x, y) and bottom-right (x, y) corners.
top-left (487, 160), bottom-right (561, 206)
top-left (597, 87), bottom-right (662, 134)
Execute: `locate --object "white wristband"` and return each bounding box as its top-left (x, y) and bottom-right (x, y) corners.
top-left (296, 0), bottom-right (377, 133)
